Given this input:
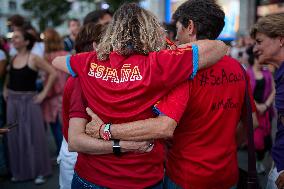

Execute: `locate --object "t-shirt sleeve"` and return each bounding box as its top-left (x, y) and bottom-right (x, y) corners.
top-left (66, 52), bottom-right (92, 77)
top-left (69, 80), bottom-right (89, 120)
top-left (150, 44), bottom-right (198, 88)
top-left (153, 82), bottom-right (189, 123)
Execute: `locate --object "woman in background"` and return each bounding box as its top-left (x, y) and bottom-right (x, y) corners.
top-left (42, 28), bottom-right (68, 155)
top-left (4, 29), bottom-right (56, 184)
top-left (246, 46), bottom-right (275, 174)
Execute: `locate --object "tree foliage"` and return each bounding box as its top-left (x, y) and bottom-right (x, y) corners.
top-left (22, 0), bottom-right (71, 32)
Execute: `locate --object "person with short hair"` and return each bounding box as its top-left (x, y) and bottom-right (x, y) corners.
top-left (250, 13), bottom-right (284, 189)
top-left (64, 19), bottom-right (80, 53)
top-left (83, 9), bottom-right (112, 25)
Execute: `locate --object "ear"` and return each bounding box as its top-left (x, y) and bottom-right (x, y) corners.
top-left (280, 36), bottom-right (284, 47)
top-left (25, 39), bottom-right (30, 48)
top-left (184, 20), bottom-right (195, 35)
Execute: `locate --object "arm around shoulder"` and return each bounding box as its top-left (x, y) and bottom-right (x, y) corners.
top-left (190, 40), bottom-right (228, 69)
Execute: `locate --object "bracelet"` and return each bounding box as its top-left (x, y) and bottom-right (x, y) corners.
top-left (99, 123), bottom-right (105, 139)
top-left (103, 123), bottom-right (112, 141)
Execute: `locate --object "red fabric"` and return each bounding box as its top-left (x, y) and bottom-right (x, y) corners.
top-left (154, 82), bottom-right (189, 123)
top-left (68, 48), bottom-right (195, 188)
top-left (62, 77), bottom-right (89, 141)
top-left (157, 56), bottom-right (256, 189)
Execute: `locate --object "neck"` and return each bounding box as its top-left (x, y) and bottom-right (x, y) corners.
top-left (271, 49), bottom-right (284, 68)
top-left (253, 64), bottom-right (261, 71)
top-left (17, 48), bottom-right (28, 55)
top-left (70, 33), bottom-right (76, 41)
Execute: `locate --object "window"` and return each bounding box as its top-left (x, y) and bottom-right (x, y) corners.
top-left (9, 1), bottom-right (17, 11)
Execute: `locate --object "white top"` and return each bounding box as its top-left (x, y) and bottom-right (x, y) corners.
top-left (9, 42), bottom-right (45, 58)
top-left (0, 50), bottom-right (6, 61)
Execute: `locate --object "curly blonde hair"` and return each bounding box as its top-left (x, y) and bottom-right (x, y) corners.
top-left (97, 3), bottom-right (166, 60)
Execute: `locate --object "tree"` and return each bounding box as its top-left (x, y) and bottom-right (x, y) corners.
top-left (22, 0), bottom-right (71, 32)
top-left (105, 0), bottom-right (141, 11)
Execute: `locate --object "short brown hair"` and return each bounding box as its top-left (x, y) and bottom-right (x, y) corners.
top-left (75, 23), bottom-right (106, 53)
top-left (250, 13), bottom-right (284, 39)
top-left (8, 14), bottom-right (25, 27)
top-left (43, 28), bottom-right (64, 53)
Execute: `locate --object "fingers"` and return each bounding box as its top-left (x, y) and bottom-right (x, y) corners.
top-left (86, 107), bottom-right (101, 120)
top-left (137, 141), bottom-right (154, 153)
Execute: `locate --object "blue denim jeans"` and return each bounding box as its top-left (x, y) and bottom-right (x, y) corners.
top-left (72, 172), bottom-right (163, 189)
top-left (163, 175), bottom-right (183, 189)
top-left (50, 116), bottom-right (63, 155)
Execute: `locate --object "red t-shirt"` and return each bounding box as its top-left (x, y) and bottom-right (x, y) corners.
top-left (62, 77), bottom-right (89, 141)
top-left (66, 46), bottom-right (198, 188)
top-left (156, 56), bottom-right (256, 189)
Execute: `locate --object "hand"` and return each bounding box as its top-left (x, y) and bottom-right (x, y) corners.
top-left (3, 87), bottom-right (8, 101)
top-left (256, 103), bottom-right (267, 115)
top-left (0, 128), bottom-right (9, 134)
top-left (85, 107), bottom-right (104, 138)
top-left (33, 92), bottom-right (46, 104)
top-left (120, 140), bottom-right (154, 153)
top-left (276, 172), bottom-right (284, 189)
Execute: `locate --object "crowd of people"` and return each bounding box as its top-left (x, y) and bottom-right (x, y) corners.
top-left (0, 0), bottom-right (283, 189)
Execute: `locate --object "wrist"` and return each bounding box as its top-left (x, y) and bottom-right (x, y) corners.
top-left (102, 123), bottom-right (112, 140)
top-left (264, 102), bottom-right (269, 110)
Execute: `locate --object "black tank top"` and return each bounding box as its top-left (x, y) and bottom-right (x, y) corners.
top-left (253, 78), bottom-right (265, 103)
top-left (8, 54), bottom-right (38, 92)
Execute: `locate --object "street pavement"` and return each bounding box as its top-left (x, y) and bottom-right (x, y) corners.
top-left (0, 128), bottom-right (59, 189)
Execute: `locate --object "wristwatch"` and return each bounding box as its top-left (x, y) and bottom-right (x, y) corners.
top-left (103, 123), bottom-right (112, 141)
top-left (113, 139), bottom-right (121, 156)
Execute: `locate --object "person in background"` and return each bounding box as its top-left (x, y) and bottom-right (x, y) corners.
top-left (24, 23), bottom-right (45, 58)
top-left (0, 40), bottom-right (8, 177)
top-left (59, 23), bottom-right (106, 189)
top-left (64, 19), bottom-right (80, 53)
top-left (3, 29), bottom-right (57, 184)
top-left (42, 28), bottom-right (68, 155)
top-left (246, 46), bottom-right (275, 174)
top-left (250, 13), bottom-right (284, 189)
top-left (7, 14), bottom-right (26, 32)
top-left (83, 9), bottom-right (112, 25)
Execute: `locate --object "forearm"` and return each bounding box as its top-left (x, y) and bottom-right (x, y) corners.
top-left (69, 118), bottom-right (149, 154)
top-left (69, 133), bottom-right (114, 155)
top-left (3, 74), bottom-right (9, 89)
top-left (52, 56), bottom-right (69, 73)
top-left (194, 40), bottom-right (227, 69)
top-left (110, 116), bottom-right (176, 141)
top-left (265, 89), bottom-right (275, 107)
top-left (68, 118), bottom-right (113, 154)
top-left (41, 72), bottom-right (57, 95)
